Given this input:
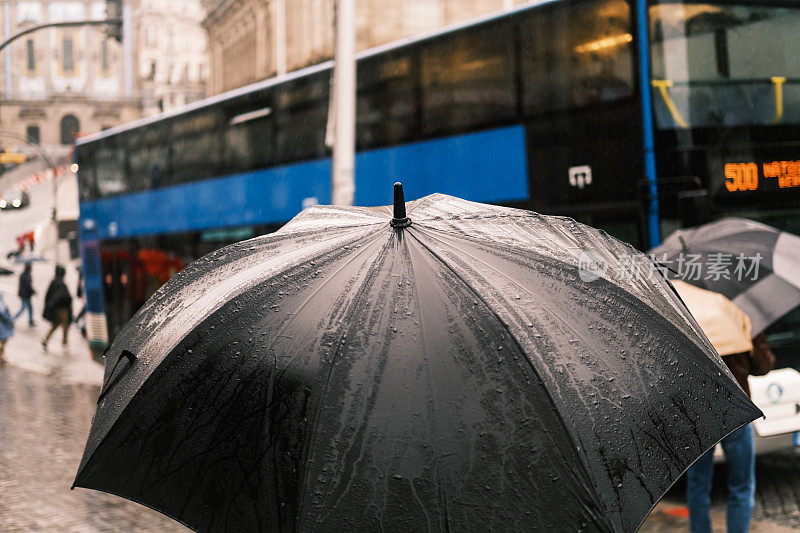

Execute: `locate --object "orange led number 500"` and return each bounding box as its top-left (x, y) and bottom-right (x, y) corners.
top-left (724, 163), bottom-right (759, 192)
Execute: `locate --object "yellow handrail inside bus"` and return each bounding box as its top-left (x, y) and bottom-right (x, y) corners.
top-left (652, 79), bottom-right (689, 129)
top-left (771, 76), bottom-right (786, 125)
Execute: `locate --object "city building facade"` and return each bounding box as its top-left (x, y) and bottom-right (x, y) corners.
top-left (137, 0), bottom-right (207, 115)
top-left (0, 0), bottom-right (141, 149)
top-left (0, 0), bottom-right (208, 150)
top-left (203, 0), bottom-right (522, 95)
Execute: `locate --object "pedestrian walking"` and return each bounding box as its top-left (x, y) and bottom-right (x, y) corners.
top-left (12, 263), bottom-right (35, 326)
top-left (42, 265), bottom-right (72, 350)
top-left (686, 333), bottom-right (775, 533)
top-left (0, 291), bottom-right (14, 361)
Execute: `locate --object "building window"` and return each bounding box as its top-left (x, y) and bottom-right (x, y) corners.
top-left (60, 115), bottom-right (80, 145)
top-left (101, 40), bottom-right (110, 73)
top-left (26, 39), bottom-right (35, 72)
top-left (26, 125), bottom-right (40, 144)
top-left (63, 37), bottom-right (74, 74)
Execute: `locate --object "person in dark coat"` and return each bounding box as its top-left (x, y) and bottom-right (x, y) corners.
top-left (12, 263), bottom-right (35, 326)
top-left (42, 265), bottom-right (72, 350)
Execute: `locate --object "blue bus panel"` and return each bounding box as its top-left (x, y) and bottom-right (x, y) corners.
top-left (79, 126), bottom-right (529, 241)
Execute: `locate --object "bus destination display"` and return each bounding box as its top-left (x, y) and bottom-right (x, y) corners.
top-left (724, 160), bottom-right (800, 192)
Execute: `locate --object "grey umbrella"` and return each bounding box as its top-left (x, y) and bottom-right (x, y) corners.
top-left (650, 218), bottom-right (800, 334)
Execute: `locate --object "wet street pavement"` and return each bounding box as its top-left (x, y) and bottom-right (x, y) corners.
top-left (0, 348), bottom-right (188, 531)
top-left (2, 330), bottom-right (798, 532)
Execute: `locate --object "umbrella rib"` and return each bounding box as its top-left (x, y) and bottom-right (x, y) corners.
top-left (292, 230), bottom-right (400, 527)
top-left (404, 228), bottom-right (614, 529)
top-left (266, 228), bottom-right (390, 388)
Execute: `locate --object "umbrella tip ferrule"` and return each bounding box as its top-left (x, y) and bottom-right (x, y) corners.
top-left (390, 182), bottom-right (411, 228)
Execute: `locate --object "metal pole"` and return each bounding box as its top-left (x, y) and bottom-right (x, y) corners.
top-left (330, 0), bottom-right (355, 207)
top-left (274, 0), bottom-right (287, 76)
top-left (635, 0), bottom-right (661, 248)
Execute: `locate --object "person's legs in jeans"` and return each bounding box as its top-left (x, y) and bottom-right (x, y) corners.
top-left (721, 423), bottom-right (755, 533)
top-left (13, 298), bottom-right (32, 324)
top-left (687, 447), bottom-right (715, 533)
top-left (25, 298), bottom-right (33, 325)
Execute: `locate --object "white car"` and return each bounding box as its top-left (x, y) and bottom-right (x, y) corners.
top-left (714, 367), bottom-right (800, 460)
top-left (750, 368), bottom-right (800, 454)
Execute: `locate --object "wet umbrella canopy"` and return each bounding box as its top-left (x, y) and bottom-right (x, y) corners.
top-left (74, 186), bottom-right (760, 532)
top-left (651, 218), bottom-right (800, 335)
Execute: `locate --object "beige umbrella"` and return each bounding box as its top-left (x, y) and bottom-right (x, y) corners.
top-left (671, 280), bottom-right (752, 356)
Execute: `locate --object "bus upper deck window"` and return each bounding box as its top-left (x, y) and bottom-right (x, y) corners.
top-left (520, 0), bottom-right (634, 116)
top-left (648, 3), bottom-right (800, 129)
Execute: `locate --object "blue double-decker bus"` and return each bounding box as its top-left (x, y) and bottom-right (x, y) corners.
top-left (75, 0), bottom-right (800, 351)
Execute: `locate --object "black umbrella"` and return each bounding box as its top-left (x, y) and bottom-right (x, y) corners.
top-left (74, 185), bottom-right (760, 532)
top-left (650, 217), bottom-right (800, 334)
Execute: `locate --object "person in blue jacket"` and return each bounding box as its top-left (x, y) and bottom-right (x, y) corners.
top-left (0, 291), bottom-right (14, 361)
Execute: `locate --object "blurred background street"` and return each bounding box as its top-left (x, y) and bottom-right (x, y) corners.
top-left (1, 174), bottom-right (799, 531)
top-left (0, 171), bottom-right (188, 531)
top-left (0, 0), bottom-right (799, 530)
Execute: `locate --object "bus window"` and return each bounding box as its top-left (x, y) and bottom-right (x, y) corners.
top-left (420, 23), bottom-right (517, 137)
top-left (95, 143), bottom-right (126, 197)
top-left (77, 149), bottom-right (98, 201)
top-left (128, 144), bottom-right (169, 191)
top-left (275, 73), bottom-right (329, 164)
top-left (224, 93), bottom-right (275, 173)
top-left (520, 0), bottom-right (634, 116)
top-left (128, 125), bottom-right (170, 192)
top-left (357, 51), bottom-right (419, 150)
top-left (170, 111), bottom-right (222, 184)
top-left (649, 3), bottom-right (800, 129)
